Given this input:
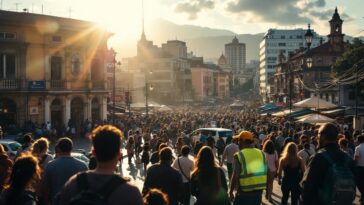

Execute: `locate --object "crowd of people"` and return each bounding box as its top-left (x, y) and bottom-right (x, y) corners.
top-left (0, 107), bottom-right (363, 205)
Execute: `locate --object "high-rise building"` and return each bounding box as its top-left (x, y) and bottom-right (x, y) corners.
top-left (161, 40), bottom-right (187, 59)
top-left (225, 37), bottom-right (246, 74)
top-left (259, 29), bottom-right (320, 101)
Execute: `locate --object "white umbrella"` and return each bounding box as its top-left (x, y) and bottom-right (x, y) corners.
top-left (158, 106), bottom-right (172, 112)
top-left (230, 102), bottom-right (244, 107)
top-left (297, 114), bottom-right (335, 124)
top-left (293, 96), bottom-right (337, 109)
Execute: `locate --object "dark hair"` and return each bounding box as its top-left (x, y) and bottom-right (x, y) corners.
top-left (181, 145), bottom-right (190, 156)
top-left (23, 134), bottom-right (32, 143)
top-left (262, 140), bottom-right (275, 154)
top-left (5, 154), bottom-right (40, 204)
top-left (56, 137), bottom-right (73, 153)
top-left (319, 123), bottom-right (339, 142)
top-left (192, 146), bottom-right (219, 190)
top-left (90, 125), bottom-right (123, 162)
top-left (158, 143), bottom-right (168, 151)
top-left (159, 147), bottom-right (173, 163)
top-left (143, 143), bottom-right (150, 151)
top-left (303, 143), bottom-right (311, 150)
top-left (358, 135), bottom-right (364, 144)
top-left (339, 138), bottom-right (348, 147)
top-left (144, 188), bottom-right (169, 205)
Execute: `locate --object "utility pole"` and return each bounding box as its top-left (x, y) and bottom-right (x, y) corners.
top-left (355, 64), bottom-right (359, 122)
top-left (15, 3), bottom-right (21, 11)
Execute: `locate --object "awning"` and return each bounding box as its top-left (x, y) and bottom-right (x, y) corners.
top-left (258, 103), bottom-right (277, 111)
top-left (287, 108), bottom-right (316, 118)
top-left (294, 96), bottom-right (337, 109)
top-left (297, 114), bottom-right (335, 124)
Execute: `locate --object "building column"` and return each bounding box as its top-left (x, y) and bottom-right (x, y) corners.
top-left (44, 96), bottom-right (51, 123)
top-left (101, 95), bottom-right (107, 121)
top-left (86, 95), bottom-right (92, 121)
top-left (64, 96), bottom-right (71, 126)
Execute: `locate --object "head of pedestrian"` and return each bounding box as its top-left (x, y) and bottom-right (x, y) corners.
top-left (181, 145), bottom-right (190, 157)
top-left (55, 137), bottom-right (73, 156)
top-left (90, 125), bottom-right (123, 169)
top-left (23, 134), bottom-right (33, 145)
top-left (143, 188), bottom-right (169, 205)
top-left (159, 147), bottom-right (173, 165)
top-left (4, 154), bottom-right (41, 204)
top-left (318, 123), bottom-right (339, 148)
top-left (233, 131), bottom-right (254, 149)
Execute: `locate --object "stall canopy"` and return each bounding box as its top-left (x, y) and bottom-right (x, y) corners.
top-left (293, 96), bottom-right (337, 109)
top-left (158, 105), bottom-right (172, 112)
top-left (272, 108), bottom-right (315, 118)
top-left (297, 114), bottom-right (335, 124)
top-left (258, 103), bottom-right (277, 111)
top-left (230, 102), bottom-right (245, 108)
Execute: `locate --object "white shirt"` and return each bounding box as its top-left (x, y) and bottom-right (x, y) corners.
top-left (355, 143), bottom-right (364, 167)
top-left (172, 155), bottom-right (194, 183)
top-left (298, 148), bottom-right (315, 165)
top-left (223, 143), bottom-right (240, 164)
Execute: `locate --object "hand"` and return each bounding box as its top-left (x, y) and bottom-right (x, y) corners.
top-left (229, 191), bottom-right (234, 201)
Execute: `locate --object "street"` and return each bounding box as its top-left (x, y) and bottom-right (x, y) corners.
top-left (69, 138), bottom-right (361, 205)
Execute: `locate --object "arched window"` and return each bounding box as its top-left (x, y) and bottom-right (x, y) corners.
top-left (71, 55), bottom-right (81, 76)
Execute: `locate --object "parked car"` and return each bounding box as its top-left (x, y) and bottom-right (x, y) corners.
top-left (71, 152), bottom-right (90, 165)
top-left (189, 128), bottom-right (234, 143)
top-left (0, 139), bottom-right (22, 159)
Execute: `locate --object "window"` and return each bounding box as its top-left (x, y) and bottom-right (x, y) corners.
top-left (297, 35), bottom-right (303, 39)
top-left (51, 56), bottom-right (62, 80)
top-left (281, 35), bottom-right (286, 39)
top-left (278, 43), bottom-right (286, 47)
top-left (71, 55), bottom-right (81, 76)
top-left (52, 36), bottom-right (62, 42)
top-left (0, 54), bottom-right (16, 79)
top-left (0, 32), bottom-right (16, 40)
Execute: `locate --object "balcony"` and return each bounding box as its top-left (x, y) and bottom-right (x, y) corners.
top-left (0, 79), bottom-right (19, 90)
top-left (50, 80), bottom-right (67, 89)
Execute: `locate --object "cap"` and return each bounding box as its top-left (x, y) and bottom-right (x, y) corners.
top-left (233, 131), bottom-right (253, 141)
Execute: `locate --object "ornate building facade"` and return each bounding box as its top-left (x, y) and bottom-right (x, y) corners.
top-left (0, 10), bottom-right (112, 129)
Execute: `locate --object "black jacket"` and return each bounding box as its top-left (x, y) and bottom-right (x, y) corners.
top-left (143, 163), bottom-right (183, 205)
top-left (300, 143), bottom-right (356, 205)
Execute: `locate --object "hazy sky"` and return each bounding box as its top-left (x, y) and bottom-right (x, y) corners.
top-left (2, 0), bottom-right (363, 56)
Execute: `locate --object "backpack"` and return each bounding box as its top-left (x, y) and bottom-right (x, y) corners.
top-left (68, 173), bottom-right (126, 205)
top-left (318, 152), bottom-right (356, 205)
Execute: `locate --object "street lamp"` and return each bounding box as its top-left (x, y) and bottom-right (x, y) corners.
top-left (110, 48), bottom-right (118, 125)
top-left (145, 70), bottom-right (153, 119)
top-left (305, 24), bottom-right (314, 50)
top-left (306, 57), bottom-right (313, 69)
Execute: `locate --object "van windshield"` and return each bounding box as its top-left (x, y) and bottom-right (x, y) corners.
top-left (219, 131), bottom-right (234, 138)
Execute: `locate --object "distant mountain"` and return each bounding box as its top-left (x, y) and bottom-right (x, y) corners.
top-left (147, 19), bottom-right (263, 62)
top-left (117, 19), bottom-right (363, 63)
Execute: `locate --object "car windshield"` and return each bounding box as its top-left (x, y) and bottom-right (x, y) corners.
top-left (218, 131), bottom-right (234, 138)
top-left (9, 142), bottom-right (21, 151)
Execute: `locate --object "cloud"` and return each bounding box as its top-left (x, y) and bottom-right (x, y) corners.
top-left (175, 0), bottom-right (214, 20)
top-left (225, 0), bottom-right (332, 25)
top-left (310, 8), bottom-right (354, 22)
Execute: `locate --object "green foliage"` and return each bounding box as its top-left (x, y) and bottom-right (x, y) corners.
top-left (332, 38), bottom-right (364, 76)
top-left (232, 78), bottom-right (254, 96)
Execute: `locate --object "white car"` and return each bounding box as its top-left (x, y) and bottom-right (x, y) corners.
top-left (0, 139), bottom-right (22, 159)
top-left (189, 128), bottom-right (234, 143)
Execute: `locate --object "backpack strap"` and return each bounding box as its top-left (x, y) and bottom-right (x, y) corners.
top-left (76, 172), bottom-right (89, 191)
top-left (97, 175), bottom-right (127, 200)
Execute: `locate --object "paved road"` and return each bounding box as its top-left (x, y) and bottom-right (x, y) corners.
top-left (66, 138), bottom-right (364, 204)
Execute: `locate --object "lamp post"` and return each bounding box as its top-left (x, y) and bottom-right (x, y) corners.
top-left (110, 48), bottom-right (117, 125)
top-left (305, 24), bottom-right (314, 50)
top-left (145, 70), bottom-right (153, 119)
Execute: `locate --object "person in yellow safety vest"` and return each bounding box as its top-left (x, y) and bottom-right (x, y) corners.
top-left (229, 131), bottom-right (268, 205)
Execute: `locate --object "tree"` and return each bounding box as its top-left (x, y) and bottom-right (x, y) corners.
top-left (332, 38), bottom-right (364, 75)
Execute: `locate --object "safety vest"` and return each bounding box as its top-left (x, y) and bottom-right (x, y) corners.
top-left (236, 148), bottom-right (267, 192)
